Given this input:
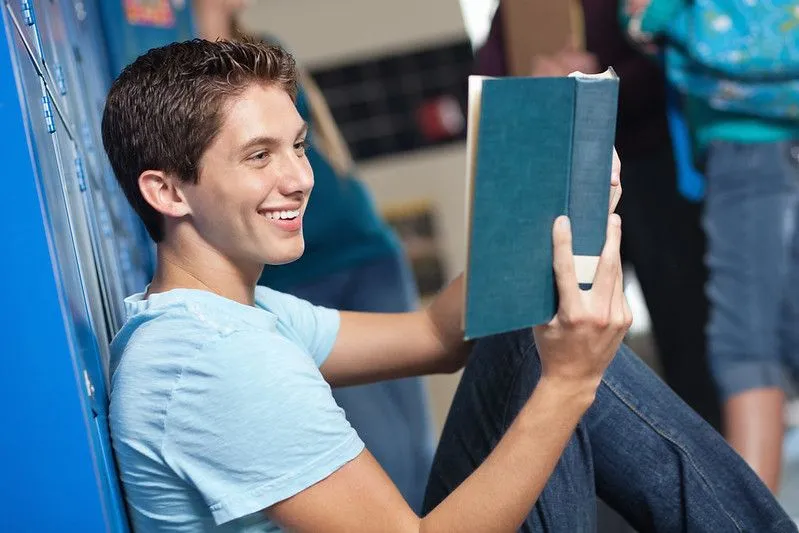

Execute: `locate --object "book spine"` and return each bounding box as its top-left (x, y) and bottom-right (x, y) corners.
top-left (568, 78), bottom-right (619, 286)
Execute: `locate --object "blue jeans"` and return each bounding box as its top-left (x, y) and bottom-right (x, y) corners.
top-left (424, 331), bottom-right (796, 531)
top-left (288, 252), bottom-right (435, 512)
top-left (703, 141), bottom-right (799, 399)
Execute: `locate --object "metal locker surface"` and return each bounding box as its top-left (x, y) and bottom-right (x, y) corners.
top-left (0, 0), bottom-right (164, 530)
top-left (0, 7), bottom-right (117, 531)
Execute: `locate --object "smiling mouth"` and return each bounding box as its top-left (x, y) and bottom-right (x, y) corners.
top-left (260, 209), bottom-right (300, 220)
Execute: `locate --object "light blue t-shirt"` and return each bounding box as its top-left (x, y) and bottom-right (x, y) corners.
top-left (109, 286), bottom-right (364, 532)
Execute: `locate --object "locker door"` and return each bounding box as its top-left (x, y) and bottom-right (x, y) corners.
top-left (1, 1), bottom-right (134, 530)
top-left (1, 2), bottom-right (112, 531)
top-left (59, 0), bottom-right (155, 304)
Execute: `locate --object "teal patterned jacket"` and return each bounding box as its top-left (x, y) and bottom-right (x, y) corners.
top-left (622, 0), bottom-right (799, 119)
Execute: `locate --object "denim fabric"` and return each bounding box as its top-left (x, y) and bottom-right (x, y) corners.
top-left (424, 330), bottom-right (796, 531)
top-left (286, 252), bottom-right (435, 513)
top-left (703, 140), bottom-right (799, 399)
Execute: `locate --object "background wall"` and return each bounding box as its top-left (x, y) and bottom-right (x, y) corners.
top-left (242, 0), bottom-right (468, 68)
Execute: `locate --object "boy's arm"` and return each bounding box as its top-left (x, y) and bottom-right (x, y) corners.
top-left (320, 151), bottom-right (622, 388)
top-left (269, 215), bottom-right (630, 533)
top-left (269, 374), bottom-right (595, 533)
top-left (319, 275), bottom-right (469, 387)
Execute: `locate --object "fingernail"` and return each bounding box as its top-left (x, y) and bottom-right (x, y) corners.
top-left (611, 214), bottom-right (621, 227)
top-left (557, 216), bottom-right (570, 230)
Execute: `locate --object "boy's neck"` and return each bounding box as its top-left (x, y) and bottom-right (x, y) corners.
top-left (148, 241), bottom-right (261, 306)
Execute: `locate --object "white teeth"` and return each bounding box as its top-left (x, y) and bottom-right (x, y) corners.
top-left (263, 209), bottom-right (300, 220)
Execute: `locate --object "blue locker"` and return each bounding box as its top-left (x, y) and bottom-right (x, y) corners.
top-left (0, 1), bottom-right (193, 531)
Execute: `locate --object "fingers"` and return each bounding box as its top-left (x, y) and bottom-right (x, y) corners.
top-left (553, 212), bottom-right (624, 329)
top-left (551, 216), bottom-right (581, 312)
top-left (591, 214), bottom-right (622, 307)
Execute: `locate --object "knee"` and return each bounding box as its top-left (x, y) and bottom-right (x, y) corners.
top-left (467, 329), bottom-right (538, 371)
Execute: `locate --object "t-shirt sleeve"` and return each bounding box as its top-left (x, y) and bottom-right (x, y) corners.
top-left (255, 286), bottom-right (340, 367)
top-left (163, 330), bottom-right (363, 526)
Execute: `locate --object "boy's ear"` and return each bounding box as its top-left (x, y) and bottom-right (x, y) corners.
top-left (138, 170), bottom-right (193, 219)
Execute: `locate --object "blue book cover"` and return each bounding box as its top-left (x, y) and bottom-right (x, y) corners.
top-left (463, 70), bottom-right (619, 340)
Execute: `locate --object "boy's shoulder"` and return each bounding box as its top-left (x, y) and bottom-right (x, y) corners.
top-left (110, 286), bottom-right (340, 379)
top-left (111, 288), bottom-right (280, 364)
top-left (108, 287), bottom-right (331, 438)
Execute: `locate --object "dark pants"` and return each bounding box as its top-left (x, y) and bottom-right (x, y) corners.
top-left (423, 331), bottom-right (795, 532)
top-left (618, 147), bottom-right (721, 430)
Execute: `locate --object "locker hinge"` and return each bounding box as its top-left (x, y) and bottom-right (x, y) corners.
top-left (21, 0), bottom-right (35, 26)
top-left (81, 123), bottom-right (93, 150)
top-left (41, 94), bottom-right (55, 133)
top-left (74, 156), bottom-right (87, 192)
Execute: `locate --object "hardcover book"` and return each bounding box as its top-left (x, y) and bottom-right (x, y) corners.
top-left (463, 69), bottom-right (619, 339)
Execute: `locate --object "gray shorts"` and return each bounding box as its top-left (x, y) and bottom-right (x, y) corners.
top-left (703, 140), bottom-right (799, 399)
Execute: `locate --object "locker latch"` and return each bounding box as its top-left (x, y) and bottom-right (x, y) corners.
top-left (55, 65), bottom-right (67, 96)
top-left (82, 369), bottom-right (95, 400)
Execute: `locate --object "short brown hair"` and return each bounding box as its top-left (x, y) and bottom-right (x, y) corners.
top-left (101, 38), bottom-right (297, 242)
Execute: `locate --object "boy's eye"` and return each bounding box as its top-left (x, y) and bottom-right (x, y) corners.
top-left (250, 151), bottom-right (269, 161)
top-left (294, 140), bottom-right (309, 155)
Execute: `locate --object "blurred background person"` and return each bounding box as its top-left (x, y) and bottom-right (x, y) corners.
top-left (622, 0), bottom-right (799, 494)
top-left (476, 0), bottom-right (721, 431)
top-left (192, 0), bottom-right (436, 512)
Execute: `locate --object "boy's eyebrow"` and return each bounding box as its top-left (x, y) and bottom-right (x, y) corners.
top-left (238, 122), bottom-right (309, 154)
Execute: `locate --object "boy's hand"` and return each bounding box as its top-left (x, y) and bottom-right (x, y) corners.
top-left (533, 214), bottom-right (632, 390)
top-left (425, 150), bottom-right (622, 375)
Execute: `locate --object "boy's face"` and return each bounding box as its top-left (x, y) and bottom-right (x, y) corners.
top-left (180, 84), bottom-right (313, 268)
